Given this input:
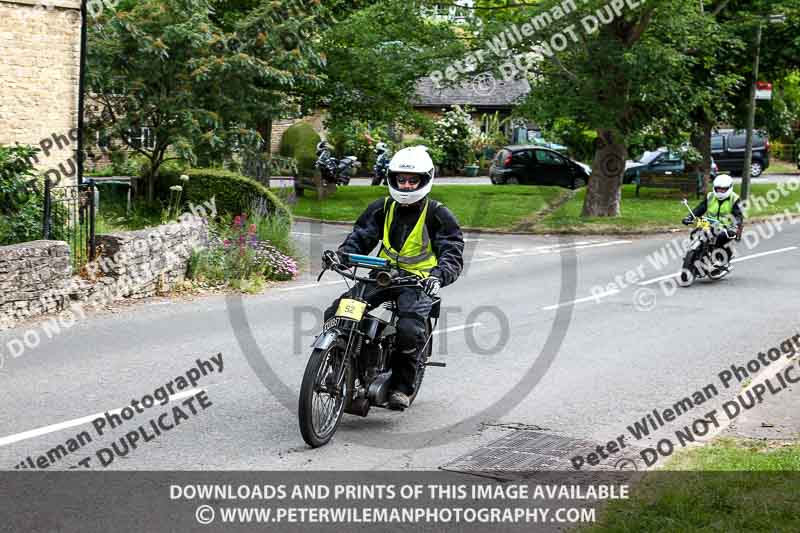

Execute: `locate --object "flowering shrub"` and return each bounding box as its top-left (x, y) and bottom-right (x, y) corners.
top-left (432, 106), bottom-right (478, 173)
top-left (259, 242), bottom-right (298, 281)
top-left (189, 213), bottom-right (298, 291)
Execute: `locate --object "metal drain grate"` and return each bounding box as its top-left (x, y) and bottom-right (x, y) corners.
top-left (441, 430), bottom-right (642, 480)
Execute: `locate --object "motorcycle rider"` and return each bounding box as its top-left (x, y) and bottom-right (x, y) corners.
top-left (322, 146), bottom-right (464, 410)
top-left (682, 174), bottom-right (743, 270)
top-left (372, 142), bottom-right (391, 186)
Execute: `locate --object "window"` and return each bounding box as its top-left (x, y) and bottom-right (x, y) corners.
top-left (534, 150), bottom-right (566, 166)
top-left (711, 136), bottom-right (723, 151)
top-left (127, 127), bottom-right (156, 151)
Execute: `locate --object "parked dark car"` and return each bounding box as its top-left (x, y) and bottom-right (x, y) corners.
top-left (623, 148), bottom-right (718, 184)
top-left (711, 130), bottom-right (769, 177)
top-left (489, 146), bottom-right (590, 189)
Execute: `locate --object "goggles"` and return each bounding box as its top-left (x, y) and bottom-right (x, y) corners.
top-left (714, 186), bottom-right (730, 193)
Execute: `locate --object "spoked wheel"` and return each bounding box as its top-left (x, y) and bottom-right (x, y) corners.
top-left (408, 319), bottom-right (433, 406)
top-left (298, 344), bottom-right (353, 448)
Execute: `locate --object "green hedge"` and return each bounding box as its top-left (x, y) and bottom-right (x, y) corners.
top-left (279, 122), bottom-right (320, 177)
top-left (160, 168), bottom-right (291, 218)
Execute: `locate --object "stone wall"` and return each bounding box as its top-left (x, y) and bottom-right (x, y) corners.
top-left (0, 241), bottom-right (72, 327)
top-left (92, 218), bottom-right (209, 299)
top-left (0, 0), bottom-right (82, 183)
top-left (0, 217), bottom-right (208, 329)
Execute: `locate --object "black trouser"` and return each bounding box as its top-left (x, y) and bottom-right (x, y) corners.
top-left (324, 283), bottom-right (433, 396)
top-left (713, 232), bottom-right (735, 264)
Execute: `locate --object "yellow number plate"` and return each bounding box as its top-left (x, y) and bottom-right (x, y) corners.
top-left (335, 299), bottom-right (366, 321)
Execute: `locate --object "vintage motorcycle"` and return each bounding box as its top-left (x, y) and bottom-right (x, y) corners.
top-left (315, 141), bottom-right (359, 186)
top-left (298, 253), bottom-right (443, 448)
top-left (678, 199), bottom-right (740, 287)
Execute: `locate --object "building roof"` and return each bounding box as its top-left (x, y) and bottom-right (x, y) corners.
top-left (413, 76), bottom-right (530, 108)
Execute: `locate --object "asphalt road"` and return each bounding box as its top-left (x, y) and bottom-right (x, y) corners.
top-left (1, 217), bottom-right (799, 471)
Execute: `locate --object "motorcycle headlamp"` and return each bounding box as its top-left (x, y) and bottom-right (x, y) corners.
top-left (375, 271), bottom-right (392, 288)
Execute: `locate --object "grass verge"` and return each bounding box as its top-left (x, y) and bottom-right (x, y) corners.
top-left (537, 183), bottom-right (800, 234)
top-left (586, 439), bottom-right (800, 532)
top-left (764, 159), bottom-right (799, 175)
top-left (289, 185), bottom-right (569, 230)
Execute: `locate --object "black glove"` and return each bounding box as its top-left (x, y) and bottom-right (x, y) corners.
top-left (322, 250), bottom-right (344, 269)
top-left (421, 276), bottom-right (441, 297)
top-left (682, 216), bottom-right (694, 225)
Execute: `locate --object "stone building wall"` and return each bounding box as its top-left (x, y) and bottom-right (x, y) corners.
top-left (0, 0), bottom-right (82, 184)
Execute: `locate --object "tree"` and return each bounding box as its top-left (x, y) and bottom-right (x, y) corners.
top-left (320, 0), bottom-right (466, 130)
top-left (499, 0), bottom-right (722, 216)
top-left (88, 0), bottom-right (329, 199)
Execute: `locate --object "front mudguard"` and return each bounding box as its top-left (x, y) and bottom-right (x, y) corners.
top-left (312, 330), bottom-right (339, 350)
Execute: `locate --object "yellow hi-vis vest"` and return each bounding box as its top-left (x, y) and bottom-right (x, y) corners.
top-left (706, 191), bottom-right (739, 226)
top-left (377, 197), bottom-right (439, 278)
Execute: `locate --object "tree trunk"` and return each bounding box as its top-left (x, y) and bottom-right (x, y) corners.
top-left (690, 118), bottom-right (713, 194)
top-left (257, 117), bottom-right (273, 181)
top-left (581, 129), bottom-right (626, 217)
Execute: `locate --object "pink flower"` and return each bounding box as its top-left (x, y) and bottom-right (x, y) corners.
top-left (233, 215), bottom-right (242, 227)
top-left (249, 223), bottom-right (257, 234)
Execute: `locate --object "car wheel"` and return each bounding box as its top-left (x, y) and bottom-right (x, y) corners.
top-left (490, 175), bottom-right (497, 185)
top-left (750, 161), bottom-right (763, 177)
top-left (506, 176), bottom-right (519, 185)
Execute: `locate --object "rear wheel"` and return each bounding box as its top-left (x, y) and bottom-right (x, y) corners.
top-left (572, 177), bottom-right (586, 189)
top-left (506, 176), bottom-right (519, 185)
top-left (750, 161), bottom-right (763, 177)
top-left (298, 343), bottom-right (353, 448)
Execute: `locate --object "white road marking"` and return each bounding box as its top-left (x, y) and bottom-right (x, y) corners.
top-left (432, 323), bottom-right (482, 336)
top-left (542, 289), bottom-right (620, 311)
top-left (0, 388), bottom-right (205, 448)
top-left (471, 240), bottom-right (632, 263)
top-left (730, 246), bottom-right (798, 263)
top-left (278, 280), bottom-right (346, 292)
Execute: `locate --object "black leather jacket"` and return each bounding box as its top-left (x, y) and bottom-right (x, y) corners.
top-left (337, 197), bottom-right (465, 287)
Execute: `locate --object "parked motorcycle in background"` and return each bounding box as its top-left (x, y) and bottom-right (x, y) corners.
top-left (315, 141), bottom-right (359, 186)
top-left (371, 142), bottom-right (392, 186)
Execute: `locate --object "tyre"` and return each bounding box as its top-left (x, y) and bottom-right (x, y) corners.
top-left (408, 319), bottom-right (432, 406)
top-left (572, 177), bottom-right (586, 189)
top-left (371, 176), bottom-right (382, 186)
top-left (750, 161), bottom-right (763, 177)
top-left (298, 343), bottom-right (353, 448)
top-left (506, 176), bottom-right (519, 185)
top-left (678, 250), bottom-right (698, 287)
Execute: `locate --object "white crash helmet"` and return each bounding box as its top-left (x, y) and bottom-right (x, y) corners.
top-left (387, 146), bottom-right (435, 205)
top-left (712, 174), bottom-right (734, 201)
top-left (375, 142), bottom-right (388, 154)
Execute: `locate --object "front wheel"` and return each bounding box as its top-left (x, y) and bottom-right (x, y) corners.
top-left (678, 250), bottom-right (698, 287)
top-left (750, 161), bottom-right (763, 178)
top-left (298, 344), bottom-right (353, 448)
top-left (408, 319), bottom-right (433, 406)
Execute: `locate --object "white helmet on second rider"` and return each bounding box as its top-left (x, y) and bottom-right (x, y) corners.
top-left (712, 174), bottom-right (734, 201)
top-left (387, 146), bottom-right (435, 205)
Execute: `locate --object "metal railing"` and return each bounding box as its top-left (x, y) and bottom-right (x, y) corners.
top-left (42, 178), bottom-right (96, 271)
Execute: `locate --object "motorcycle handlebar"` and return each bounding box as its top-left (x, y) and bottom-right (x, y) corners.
top-left (319, 261), bottom-right (422, 288)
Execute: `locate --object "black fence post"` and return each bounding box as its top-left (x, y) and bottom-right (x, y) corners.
top-left (42, 177), bottom-right (52, 239)
top-left (87, 179), bottom-right (96, 260)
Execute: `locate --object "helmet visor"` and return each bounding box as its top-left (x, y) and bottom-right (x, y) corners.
top-left (714, 186), bottom-right (730, 193)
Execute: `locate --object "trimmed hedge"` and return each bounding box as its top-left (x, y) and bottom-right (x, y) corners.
top-left (279, 122), bottom-right (320, 177)
top-left (160, 168), bottom-right (291, 218)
